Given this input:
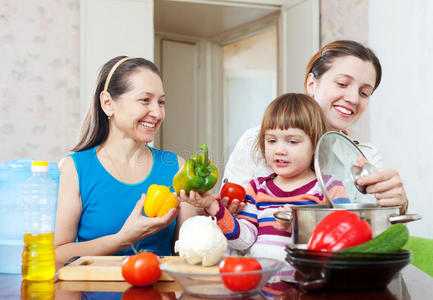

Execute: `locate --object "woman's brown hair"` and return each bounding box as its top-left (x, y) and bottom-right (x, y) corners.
top-left (304, 40), bottom-right (382, 92)
top-left (257, 93), bottom-right (327, 158)
top-left (72, 56), bottom-right (161, 152)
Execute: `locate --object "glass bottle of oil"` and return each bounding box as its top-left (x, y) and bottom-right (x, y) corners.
top-left (22, 161), bottom-right (56, 280)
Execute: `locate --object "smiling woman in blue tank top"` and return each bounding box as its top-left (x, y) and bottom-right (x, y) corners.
top-left (54, 56), bottom-right (197, 265)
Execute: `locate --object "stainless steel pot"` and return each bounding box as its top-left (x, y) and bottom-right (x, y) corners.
top-left (274, 132), bottom-right (422, 244)
top-left (274, 203), bottom-right (421, 244)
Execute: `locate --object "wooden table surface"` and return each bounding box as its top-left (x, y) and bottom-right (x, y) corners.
top-left (1, 264), bottom-right (432, 299)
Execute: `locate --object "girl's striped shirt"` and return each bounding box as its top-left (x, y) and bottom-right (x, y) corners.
top-left (214, 173), bottom-right (348, 261)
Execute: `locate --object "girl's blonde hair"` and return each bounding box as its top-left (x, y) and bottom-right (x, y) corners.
top-left (257, 93), bottom-right (327, 157)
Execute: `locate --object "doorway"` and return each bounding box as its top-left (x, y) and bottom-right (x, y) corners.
top-left (153, 0), bottom-right (279, 186)
top-left (79, 0), bottom-right (320, 187)
top-left (223, 29), bottom-right (277, 156)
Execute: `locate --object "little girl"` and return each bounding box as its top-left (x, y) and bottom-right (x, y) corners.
top-left (176, 93), bottom-right (348, 262)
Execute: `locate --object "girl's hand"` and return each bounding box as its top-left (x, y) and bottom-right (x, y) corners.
top-left (117, 194), bottom-right (179, 246)
top-left (221, 197), bottom-right (246, 214)
top-left (273, 204), bottom-right (293, 232)
top-left (356, 168), bottom-right (408, 214)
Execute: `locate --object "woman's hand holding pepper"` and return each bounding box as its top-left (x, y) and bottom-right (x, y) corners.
top-left (175, 190), bottom-right (220, 216)
top-left (356, 168), bottom-right (408, 214)
top-left (117, 194), bottom-right (179, 247)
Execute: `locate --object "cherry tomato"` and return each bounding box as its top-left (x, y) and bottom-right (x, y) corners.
top-left (121, 252), bottom-right (162, 286)
top-left (219, 257), bottom-right (262, 292)
top-left (121, 286), bottom-right (162, 300)
top-left (220, 182), bottom-right (246, 204)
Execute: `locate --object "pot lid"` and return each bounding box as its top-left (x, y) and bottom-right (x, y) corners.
top-left (314, 131), bottom-right (377, 207)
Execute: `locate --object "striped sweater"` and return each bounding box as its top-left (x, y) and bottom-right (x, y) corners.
top-left (215, 173), bottom-right (348, 261)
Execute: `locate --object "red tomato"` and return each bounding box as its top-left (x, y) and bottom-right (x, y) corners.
top-left (219, 257), bottom-right (262, 292)
top-left (220, 182), bottom-right (246, 204)
top-left (121, 252), bottom-right (162, 286)
top-left (121, 286), bottom-right (162, 300)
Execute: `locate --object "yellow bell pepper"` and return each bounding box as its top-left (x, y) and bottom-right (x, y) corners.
top-left (144, 184), bottom-right (179, 217)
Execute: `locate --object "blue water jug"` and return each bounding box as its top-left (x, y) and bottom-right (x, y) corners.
top-left (0, 158), bottom-right (60, 274)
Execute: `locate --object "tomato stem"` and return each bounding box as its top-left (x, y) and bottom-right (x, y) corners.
top-left (131, 243), bottom-right (139, 255)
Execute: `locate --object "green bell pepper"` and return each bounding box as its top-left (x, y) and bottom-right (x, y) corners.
top-left (173, 144), bottom-right (218, 195)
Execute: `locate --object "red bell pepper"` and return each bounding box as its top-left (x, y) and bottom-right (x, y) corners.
top-left (307, 210), bottom-right (372, 251)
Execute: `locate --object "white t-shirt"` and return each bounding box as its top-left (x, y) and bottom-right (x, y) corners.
top-left (222, 126), bottom-right (384, 189)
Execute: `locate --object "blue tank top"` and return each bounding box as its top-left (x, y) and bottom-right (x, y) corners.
top-left (70, 145), bottom-right (179, 256)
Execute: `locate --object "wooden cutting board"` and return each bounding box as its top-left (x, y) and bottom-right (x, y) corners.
top-left (58, 256), bottom-right (178, 281)
top-left (160, 258), bottom-right (219, 274)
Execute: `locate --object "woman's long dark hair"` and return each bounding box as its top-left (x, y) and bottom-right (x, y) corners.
top-left (72, 56), bottom-right (161, 152)
top-left (304, 40), bottom-right (382, 92)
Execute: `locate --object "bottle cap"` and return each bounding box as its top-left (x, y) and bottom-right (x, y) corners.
top-left (31, 161), bottom-right (49, 172)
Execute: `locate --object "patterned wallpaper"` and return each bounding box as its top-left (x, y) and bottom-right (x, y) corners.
top-left (0, 0), bottom-right (368, 163)
top-left (0, 0), bottom-right (80, 162)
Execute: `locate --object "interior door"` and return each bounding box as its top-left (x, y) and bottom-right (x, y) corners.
top-left (159, 39), bottom-right (199, 159)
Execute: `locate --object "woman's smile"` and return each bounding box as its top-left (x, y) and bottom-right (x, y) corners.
top-left (333, 104), bottom-right (355, 117)
top-left (140, 121), bottom-right (155, 128)
top-left (139, 120), bottom-right (157, 131)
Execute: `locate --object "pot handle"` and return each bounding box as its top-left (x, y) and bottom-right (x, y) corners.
top-left (389, 214), bottom-right (422, 224)
top-left (273, 211), bottom-right (293, 223)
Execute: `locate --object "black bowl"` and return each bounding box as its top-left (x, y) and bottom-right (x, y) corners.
top-left (285, 246), bottom-right (411, 291)
top-left (286, 245), bottom-right (411, 262)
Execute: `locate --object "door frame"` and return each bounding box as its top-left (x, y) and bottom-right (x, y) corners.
top-left (80, 0), bottom-right (319, 182)
top-left (202, 0), bottom-right (320, 171)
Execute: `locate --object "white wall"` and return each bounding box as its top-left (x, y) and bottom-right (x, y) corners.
top-left (369, 0), bottom-right (433, 238)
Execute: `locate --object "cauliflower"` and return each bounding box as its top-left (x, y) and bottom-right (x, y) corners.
top-left (174, 216), bottom-right (228, 266)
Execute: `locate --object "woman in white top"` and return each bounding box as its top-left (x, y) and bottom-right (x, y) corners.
top-left (223, 40), bottom-right (408, 214)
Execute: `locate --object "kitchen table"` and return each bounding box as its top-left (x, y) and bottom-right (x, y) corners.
top-left (1, 264), bottom-right (431, 299)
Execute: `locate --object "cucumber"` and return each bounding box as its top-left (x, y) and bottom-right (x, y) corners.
top-left (340, 223), bottom-right (409, 253)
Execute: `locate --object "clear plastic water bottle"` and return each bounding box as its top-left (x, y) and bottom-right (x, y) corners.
top-left (21, 161), bottom-right (57, 280)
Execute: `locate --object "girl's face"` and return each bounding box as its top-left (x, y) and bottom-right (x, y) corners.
top-left (307, 55), bottom-right (377, 131)
top-left (264, 128), bottom-right (314, 180)
top-left (112, 68), bottom-right (165, 143)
